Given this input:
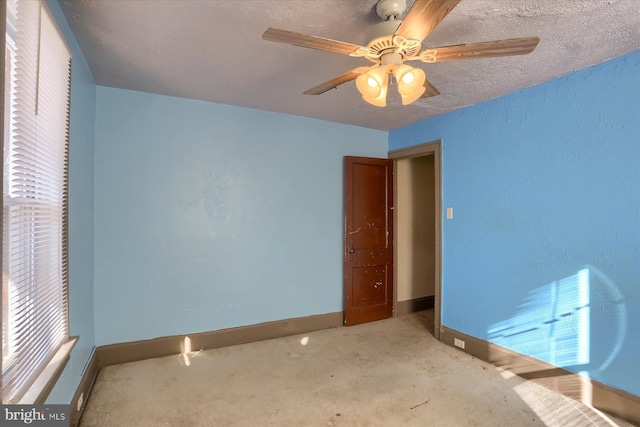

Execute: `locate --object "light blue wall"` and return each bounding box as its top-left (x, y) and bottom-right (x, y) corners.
top-left (45, 1), bottom-right (96, 404)
top-left (93, 87), bottom-right (387, 346)
top-left (389, 50), bottom-right (640, 397)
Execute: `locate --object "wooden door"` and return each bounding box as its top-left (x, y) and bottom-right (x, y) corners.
top-left (344, 156), bottom-right (394, 326)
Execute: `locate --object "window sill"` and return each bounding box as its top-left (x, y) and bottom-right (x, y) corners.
top-left (16, 336), bottom-right (78, 404)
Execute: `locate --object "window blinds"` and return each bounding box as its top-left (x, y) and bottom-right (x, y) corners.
top-left (2, 0), bottom-right (71, 403)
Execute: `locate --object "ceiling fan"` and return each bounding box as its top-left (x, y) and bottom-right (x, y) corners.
top-left (262, 0), bottom-right (540, 107)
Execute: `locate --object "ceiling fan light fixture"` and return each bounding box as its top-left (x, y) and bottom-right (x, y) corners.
top-left (263, 1), bottom-right (540, 108)
top-left (356, 66), bottom-right (389, 107)
top-left (394, 64), bottom-right (426, 105)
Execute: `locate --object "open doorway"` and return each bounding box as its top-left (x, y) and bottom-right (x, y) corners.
top-left (390, 141), bottom-right (442, 339)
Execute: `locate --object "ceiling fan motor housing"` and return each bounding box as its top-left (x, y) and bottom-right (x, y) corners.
top-left (363, 20), bottom-right (402, 48)
top-left (363, 20), bottom-right (421, 61)
top-left (364, 0), bottom-right (417, 60)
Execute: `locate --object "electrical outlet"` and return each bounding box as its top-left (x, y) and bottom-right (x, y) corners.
top-left (446, 207), bottom-right (453, 219)
top-left (454, 338), bottom-right (465, 349)
top-left (77, 392), bottom-right (84, 412)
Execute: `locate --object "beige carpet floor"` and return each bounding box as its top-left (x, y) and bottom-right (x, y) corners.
top-left (80, 311), bottom-right (634, 426)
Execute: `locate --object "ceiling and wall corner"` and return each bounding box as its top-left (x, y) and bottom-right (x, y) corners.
top-left (58, 0), bottom-right (640, 131)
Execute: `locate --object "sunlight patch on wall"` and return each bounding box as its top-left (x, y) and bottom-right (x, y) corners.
top-left (488, 269), bottom-right (590, 368)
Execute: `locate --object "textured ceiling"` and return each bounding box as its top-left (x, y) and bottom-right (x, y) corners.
top-left (59, 0), bottom-right (640, 131)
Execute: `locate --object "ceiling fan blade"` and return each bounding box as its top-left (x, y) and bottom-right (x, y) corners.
top-left (263, 28), bottom-right (364, 55)
top-left (303, 69), bottom-right (364, 95)
top-left (394, 0), bottom-right (461, 42)
top-left (420, 77), bottom-right (440, 98)
top-left (431, 37), bottom-right (540, 62)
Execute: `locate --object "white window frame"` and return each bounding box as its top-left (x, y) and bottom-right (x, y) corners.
top-left (2, 0), bottom-right (76, 404)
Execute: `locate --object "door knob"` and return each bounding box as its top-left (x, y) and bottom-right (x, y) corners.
top-left (348, 248), bottom-right (355, 254)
